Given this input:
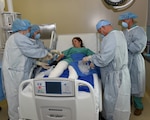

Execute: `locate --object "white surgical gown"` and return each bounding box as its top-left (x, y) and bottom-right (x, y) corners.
top-left (2, 32), bottom-right (48, 120)
top-left (123, 26), bottom-right (147, 97)
top-left (91, 30), bottom-right (131, 120)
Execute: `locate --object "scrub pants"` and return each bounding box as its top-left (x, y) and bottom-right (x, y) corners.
top-left (133, 96), bottom-right (143, 109)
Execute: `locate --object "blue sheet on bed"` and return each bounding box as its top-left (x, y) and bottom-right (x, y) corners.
top-left (42, 53), bottom-right (101, 92)
top-left (43, 66), bottom-right (101, 92)
top-left (60, 69), bottom-right (94, 92)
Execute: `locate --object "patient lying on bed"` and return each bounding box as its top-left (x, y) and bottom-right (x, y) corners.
top-left (48, 37), bottom-right (95, 79)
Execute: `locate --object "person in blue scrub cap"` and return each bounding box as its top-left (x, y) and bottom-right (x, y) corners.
top-left (82, 19), bottom-right (131, 120)
top-left (23, 19), bottom-right (31, 27)
top-left (119, 12), bottom-right (138, 28)
top-left (119, 12), bottom-right (147, 116)
top-left (12, 18), bottom-right (30, 33)
top-left (30, 25), bottom-right (60, 54)
top-left (30, 25), bottom-right (48, 49)
top-left (29, 25), bottom-right (60, 77)
top-left (2, 18), bottom-right (53, 120)
top-left (30, 25), bottom-right (60, 58)
top-left (96, 19), bottom-right (111, 30)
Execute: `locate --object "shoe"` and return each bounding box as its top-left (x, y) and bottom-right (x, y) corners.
top-left (100, 116), bottom-right (106, 120)
top-left (99, 112), bottom-right (105, 120)
top-left (0, 106), bottom-right (2, 111)
top-left (134, 108), bottom-right (143, 116)
top-left (101, 117), bottom-right (106, 120)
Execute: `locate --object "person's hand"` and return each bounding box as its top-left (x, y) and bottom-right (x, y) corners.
top-left (59, 54), bottom-right (64, 58)
top-left (51, 49), bottom-right (61, 55)
top-left (42, 52), bottom-right (53, 61)
top-left (36, 61), bottom-right (50, 69)
top-left (82, 56), bottom-right (92, 62)
top-left (47, 52), bottom-right (53, 59)
top-left (90, 63), bottom-right (95, 69)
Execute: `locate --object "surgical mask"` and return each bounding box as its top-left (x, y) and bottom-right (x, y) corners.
top-left (35, 34), bottom-right (41, 40)
top-left (121, 22), bottom-right (128, 28)
top-left (25, 32), bottom-right (30, 37)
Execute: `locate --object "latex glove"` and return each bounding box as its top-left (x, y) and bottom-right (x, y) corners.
top-left (90, 63), bottom-right (95, 69)
top-left (47, 52), bottom-right (53, 59)
top-left (51, 49), bottom-right (61, 55)
top-left (82, 56), bottom-right (92, 62)
top-left (42, 52), bottom-right (53, 61)
top-left (36, 61), bottom-right (50, 69)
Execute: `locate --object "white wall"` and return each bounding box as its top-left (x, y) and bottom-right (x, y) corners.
top-left (147, 1), bottom-right (150, 25)
top-left (10, 0), bottom-right (148, 34)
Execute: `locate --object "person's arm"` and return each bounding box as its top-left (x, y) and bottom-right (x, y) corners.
top-left (128, 27), bottom-right (147, 54)
top-left (83, 35), bottom-right (116, 67)
top-left (15, 33), bottom-right (48, 58)
top-left (86, 48), bottom-right (95, 55)
top-left (55, 54), bottom-right (65, 61)
top-left (49, 48), bottom-right (71, 66)
top-left (92, 37), bottom-right (116, 67)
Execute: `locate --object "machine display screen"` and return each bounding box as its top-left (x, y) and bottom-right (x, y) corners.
top-left (34, 79), bottom-right (75, 96)
top-left (46, 82), bottom-right (61, 94)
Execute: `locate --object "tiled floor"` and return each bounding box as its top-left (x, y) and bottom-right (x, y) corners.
top-left (0, 99), bottom-right (9, 120)
top-left (130, 93), bottom-right (150, 120)
top-left (0, 93), bottom-right (150, 120)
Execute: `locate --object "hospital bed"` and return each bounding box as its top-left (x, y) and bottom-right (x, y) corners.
top-left (18, 33), bottom-right (102, 120)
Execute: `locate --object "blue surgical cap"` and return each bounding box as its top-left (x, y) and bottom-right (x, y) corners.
top-left (30, 25), bottom-right (40, 37)
top-left (12, 18), bottom-right (31, 32)
top-left (23, 19), bottom-right (31, 27)
top-left (118, 12), bottom-right (138, 20)
top-left (96, 20), bottom-right (111, 30)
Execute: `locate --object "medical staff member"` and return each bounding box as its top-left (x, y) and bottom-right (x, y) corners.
top-left (82, 20), bottom-right (131, 120)
top-left (29, 24), bottom-right (60, 77)
top-left (2, 18), bottom-right (52, 120)
top-left (119, 12), bottom-right (147, 116)
top-left (30, 24), bottom-right (60, 54)
top-left (30, 24), bottom-right (48, 49)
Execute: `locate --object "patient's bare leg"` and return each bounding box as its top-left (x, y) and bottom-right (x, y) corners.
top-left (68, 65), bottom-right (78, 79)
top-left (48, 61), bottom-right (68, 77)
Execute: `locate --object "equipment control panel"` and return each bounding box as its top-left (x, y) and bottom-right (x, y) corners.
top-left (34, 79), bottom-right (75, 97)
